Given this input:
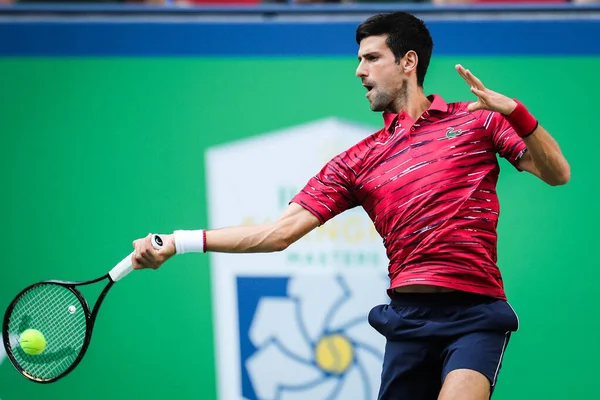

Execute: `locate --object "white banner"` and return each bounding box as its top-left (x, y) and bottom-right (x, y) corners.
top-left (0, 334), bottom-right (6, 367)
top-left (206, 118), bottom-right (389, 400)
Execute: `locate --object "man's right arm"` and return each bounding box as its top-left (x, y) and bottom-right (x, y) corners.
top-left (132, 203), bottom-right (320, 270)
top-left (206, 203), bottom-right (320, 253)
top-left (133, 149), bottom-right (358, 270)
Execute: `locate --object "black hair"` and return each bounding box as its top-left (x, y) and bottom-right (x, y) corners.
top-left (356, 12), bottom-right (434, 87)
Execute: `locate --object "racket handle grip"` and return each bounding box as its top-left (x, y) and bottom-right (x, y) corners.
top-left (109, 234), bottom-right (164, 282)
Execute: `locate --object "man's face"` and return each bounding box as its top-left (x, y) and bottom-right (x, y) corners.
top-left (356, 35), bottom-right (406, 112)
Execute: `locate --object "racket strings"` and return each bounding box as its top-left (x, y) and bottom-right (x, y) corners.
top-left (7, 284), bottom-right (87, 381)
top-left (29, 287), bottom-right (85, 379)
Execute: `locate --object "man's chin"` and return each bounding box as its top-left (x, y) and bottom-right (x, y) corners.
top-left (370, 103), bottom-right (384, 112)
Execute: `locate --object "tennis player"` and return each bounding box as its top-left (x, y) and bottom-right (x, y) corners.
top-left (132, 12), bottom-right (570, 400)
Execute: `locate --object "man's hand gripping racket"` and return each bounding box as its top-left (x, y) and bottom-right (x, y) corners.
top-left (2, 234), bottom-right (164, 383)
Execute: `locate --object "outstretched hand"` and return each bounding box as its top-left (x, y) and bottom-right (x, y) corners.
top-left (455, 64), bottom-right (517, 115)
top-left (132, 233), bottom-right (176, 270)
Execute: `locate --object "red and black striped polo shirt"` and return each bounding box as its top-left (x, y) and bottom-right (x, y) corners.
top-left (291, 94), bottom-right (527, 300)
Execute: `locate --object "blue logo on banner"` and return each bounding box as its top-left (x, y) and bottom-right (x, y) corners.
top-left (237, 275), bottom-right (385, 400)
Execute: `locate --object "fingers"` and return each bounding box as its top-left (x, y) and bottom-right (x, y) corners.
top-left (467, 102), bottom-right (479, 113)
top-left (471, 86), bottom-right (486, 98)
top-left (133, 238), bottom-right (150, 270)
top-left (455, 64), bottom-right (469, 83)
top-left (455, 64), bottom-right (485, 91)
top-left (132, 233), bottom-right (161, 270)
top-left (456, 65), bottom-right (477, 89)
top-left (467, 97), bottom-right (484, 113)
top-left (465, 69), bottom-right (485, 91)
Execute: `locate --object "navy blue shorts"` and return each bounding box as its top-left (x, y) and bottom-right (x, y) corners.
top-left (368, 291), bottom-right (519, 400)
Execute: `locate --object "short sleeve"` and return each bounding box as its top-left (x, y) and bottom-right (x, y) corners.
top-left (489, 111), bottom-right (528, 170)
top-left (290, 153), bottom-right (358, 225)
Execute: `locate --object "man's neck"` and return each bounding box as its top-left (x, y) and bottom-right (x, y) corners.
top-left (389, 87), bottom-right (431, 122)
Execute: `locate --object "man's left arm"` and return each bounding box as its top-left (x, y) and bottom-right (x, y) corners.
top-left (516, 125), bottom-right (570, 186)
top-left (455, 63), bottom-right (570, 186)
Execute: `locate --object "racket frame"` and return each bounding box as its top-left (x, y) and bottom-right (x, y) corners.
top-left (2, 274), bottom-right (116, 383)
top-left (2, 234), bottom-right (162, 383)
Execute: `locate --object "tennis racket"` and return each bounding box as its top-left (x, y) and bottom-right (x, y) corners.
top-left (2, 234), bottom-right (163, 383)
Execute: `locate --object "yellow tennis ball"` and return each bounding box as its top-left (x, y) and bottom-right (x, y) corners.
top-left (19, 329), bottom-right (46, 355)
top-left (314, 334), bottom-right (354, 375)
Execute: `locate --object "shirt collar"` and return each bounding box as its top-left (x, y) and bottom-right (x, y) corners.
top-left (382, 94), bottom-right (449, 131)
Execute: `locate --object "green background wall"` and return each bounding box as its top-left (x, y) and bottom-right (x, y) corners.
top-left (0, 57), bottom-right (597, 399)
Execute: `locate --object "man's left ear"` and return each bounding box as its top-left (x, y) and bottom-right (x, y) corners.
top-left (402, 51), bottom-right (419, 74)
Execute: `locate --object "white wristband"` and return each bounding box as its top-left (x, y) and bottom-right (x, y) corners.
top-left (173, 230), bottom-right (206, 254)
